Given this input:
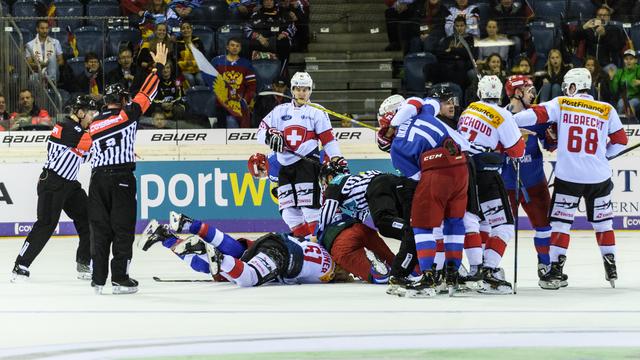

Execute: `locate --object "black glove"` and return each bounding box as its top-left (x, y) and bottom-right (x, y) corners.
top-left (266, 128), bottom-right (284, 152)
top-left (331, 156), bottom-right (348, 168)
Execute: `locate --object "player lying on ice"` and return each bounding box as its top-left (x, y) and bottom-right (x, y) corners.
top-left (138, 211), bottom-right (395, 286)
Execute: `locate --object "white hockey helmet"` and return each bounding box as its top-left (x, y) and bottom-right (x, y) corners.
top-left (562, 68), bottom-right (592, 96)
top-left (290, 71), bottom-right (313, 92)
top-left (378, 94), bottom-right (405, 117)
top-left (477, 75), bottom-right (503, 100)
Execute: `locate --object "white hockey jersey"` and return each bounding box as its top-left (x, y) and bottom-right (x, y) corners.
top-left (257, 100), bottom-right (342, 166)
top-left (458, 101), bottom-right (523, 155)
top-left (513, 93), bottom-right (627, 184)
top-left (283, 239), bottom-right (335, 284)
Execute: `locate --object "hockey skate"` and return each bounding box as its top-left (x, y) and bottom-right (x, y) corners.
top-left (477, 267), bottom-right (513, 295)
top-left (434, 270), bottom-right (448, 294)
top-left (10, 264), bottom-right (29, 282)
top-left (365, 249), bottom-right (389, 277)
top-left (386, 275), bottom-right (411, 296)
top-left (404, 270), bottom-right (437, 298)
top-left (138, 220), bottom-right (173, 251)
top-left (603, 254), bottom-right (617, 288)
top-left (205, 244), bottom-right (223, 276)
top-left (171, 234), bottom-right (222, 276)
top-left (458, 265), bottom-right (483, 290)
top-left (76, 262), bottom-right (92, 280)
top-left (169, 211), bottom-right (194, 233)
top-left (444, 261), bottom-right (459, 297)
top-left (91, 281), bottom-right (104, 295)
top-left (112, 278), bottom-right (139, 295)
top-left (538, 255), bottom-right (566, 290)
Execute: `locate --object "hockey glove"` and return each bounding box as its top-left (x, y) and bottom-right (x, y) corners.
top-left (266, 128), bottom-right (285, 153)
top-left (331, 156), bottom-right (348, 168)
top-left (544, 123), bottom-right (558, 152)
top-left (376, 127), bottom-right (392, 153)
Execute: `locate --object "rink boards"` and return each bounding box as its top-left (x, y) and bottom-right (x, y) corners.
top-left (1, 127), bottom-right (640, 236)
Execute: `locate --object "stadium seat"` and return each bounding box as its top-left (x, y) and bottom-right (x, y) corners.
top-left (192, 25), bottom-right (216, 58)
top-left (253, 59), bottom-right (281, 92)
top-left (474, 2), bottom-right (491, 36)
top-left (193, 0), bottom-right (228, 30)
top-left (533, 0), bottom-right (566, 25)
top-left (1, 1), bottom-right (9, 15)
top-left (75, 26), bottom-right (104, 57)
top-left (103, 56), bottom-right (118, 75)
top-left (631, 23), bottom-right (640, 51)
top-left (50, 87), bottom-right (71, 111)
top-left (66, 56), bottom-right (85, 78)
top-left (403, 52), bottom-right (437, 95)
top-left (566, 0), bottom-right (596, 21)
top-left (107, 27), bottom-right (141, 56)
top-left (530, 21), bottom-right (557, 58)
top-left (216, 25), bottom-right (243, 55)
top-left (54, 1), bottom-right (85, 31)
top-left (85, 2), bottom-right (121, 27)
top-left (185, 86), bottom-right (217, 118)
top-left (11, 0), bottom-right (36, 29)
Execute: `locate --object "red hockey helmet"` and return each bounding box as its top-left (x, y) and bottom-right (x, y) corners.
top-left (248, 153), bottom-right (268, 179)
top-left (505, 75), bottom-right (534, 98)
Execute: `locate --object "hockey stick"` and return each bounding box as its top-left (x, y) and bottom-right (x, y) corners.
top-left (456, 34), bottom-right (482, 81)
top-left (607, 142), bottom-right (640, 160)
top-left (513, 159), bottom-right (520, 295)
top-left (259, 120), bottom-right (323, 165)
top-left (257, 91), bottom-right (378, 131)
top-left (153, 276), bottom-right (214, 283)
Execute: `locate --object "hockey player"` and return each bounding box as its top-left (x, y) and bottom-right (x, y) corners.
top-left (387, 94), bottom-right (471, 297)
top-left (140, 214), bottom-right (336, 287)
top-left (456, 75), bottom-right (526, 294)
top-left (513, 68), bottom-right (628, 289)
top-left (502, 75), bottom-right (558, 285)
top-left (257, 71), bottom-right (346, 238)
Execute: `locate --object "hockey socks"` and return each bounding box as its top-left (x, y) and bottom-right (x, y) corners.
top-left (413, 228), bottom-right (435, 272)
top-left (463, 232), bottom-right (483, 267)
top-left (443, 218), bottom-right (465, 270)
top-left (596, 230), bottom-right (616, 257)
top-left (534, 226), bottom-right (551, 265)
top-left (549, 232), bottom-right (570, 262)
top-left (434, 240), bottom-right (445, 271)
top-left (189, 220), bottom-right (246, 258)
top-left (483, 236), bottom-right (507, 269)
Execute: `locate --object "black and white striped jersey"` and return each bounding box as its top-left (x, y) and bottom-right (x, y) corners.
top-left (89, 70), bottom-right (160, 170)
top-left (318, 170), bottom-right (381, 232)
top-left (44, 117), bottom-right (92, 181)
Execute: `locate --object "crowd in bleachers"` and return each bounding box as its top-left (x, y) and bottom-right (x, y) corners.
top-left (0, 0), bottom-right (309, 130)
top-left (389, 0), bottom-right (640, 122)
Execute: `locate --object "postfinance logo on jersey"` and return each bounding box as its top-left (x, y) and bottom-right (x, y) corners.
top-left (464, 103), bottom-right (504, 128)
top-left (559, 97), bottom-right (610, 120)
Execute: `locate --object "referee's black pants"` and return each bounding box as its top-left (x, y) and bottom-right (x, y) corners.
top-left (89, 169), bottom-right (137, 285)
top-left (15, 169), bottom-right (91, 268)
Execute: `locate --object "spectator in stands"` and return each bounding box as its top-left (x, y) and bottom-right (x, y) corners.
top-left (426, 15), bottom-right (476, 90)
top-left (138, 23), bottom-right (175, 70)
top-left (25, 20), bottom-right (64, 84)
top-left (121, 0), bottom-right (151, 17)
top-left (166, 0), bottom-right (199, 35)
top-left (106, 48), bottom-right (137, 91)
top-left (444, 0), bottom-right (480, 38)
top-left (481, 53), bottom-right (508, 81)
top-left (229, 0), bottom-right (259, 21)
top-left (252, 76), bottom-right (288, 127)
top-left (9, 89), bottom-right (51, 130)
top-left (151, 111), bottom-right (174, 129)
top-left (490, 0), bottom-right (527, 37)
top-left (0, 95), bottom-right (10, 131)
top-left (208, 37), bottom-right (256, 128)
top-left (71, 52), bottom-right (104, 100)
top-left (611, 49), bottom-right (640, 118)
top-left (151, 60), bottom-right (186, 120)
top-left (384, 0), bottom-right (420, 51)
top-left (176, 22), bottom-right (206, 86)
top-left (585, 55), bottom-right (613, 103)
top-left (408, 0), bottom-right (449, 54)
top-left (139, 0), bottom-right (170, 40)
top-left (244, 0), bottom-right (296, 63)
top-left (510, 55), bottom-right (544, 90)
top-left (576, 6), bottom-right (625, 70)
top-left (476, 19), bottom-right (510, 64)
top-left (539, 48), bottom-right (572, 102)
top-left (591, 0), bottom-right (635, 21)
top-left (279, 0), bottom-right (309, 52)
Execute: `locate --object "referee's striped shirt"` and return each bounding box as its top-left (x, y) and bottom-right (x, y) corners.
top-left (89, 69), bottom-right (160, 170)
top-left (319, 170), bottom-right (381, 232)
top-left (44, 119), bottom-right (92, 181)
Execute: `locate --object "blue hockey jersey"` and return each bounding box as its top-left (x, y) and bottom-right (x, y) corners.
top-left (501, 123), bottom-right (552, 190)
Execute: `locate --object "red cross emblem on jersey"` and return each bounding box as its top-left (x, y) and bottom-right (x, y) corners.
top-left (283, 125), bottom-right (307, 151)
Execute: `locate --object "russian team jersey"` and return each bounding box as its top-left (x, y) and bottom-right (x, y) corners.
top-left (283, 237), bottom-right (335, 284)
top-left (501, 123), bottom-right (550, 190)
top-left (257, 101), bottom-right (341, 166)
top-left (44, 118), bottom-right (92, 181)
top-left (458, 101), bottom-right (522, 153)
top-left (514, 94), bottom-right (627, 184)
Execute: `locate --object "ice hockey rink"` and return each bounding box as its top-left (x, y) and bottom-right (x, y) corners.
top-left (0, 230), bottom-right (639, 360)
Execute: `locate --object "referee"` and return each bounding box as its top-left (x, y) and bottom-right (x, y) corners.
top-left (87, 43), bottom-right (167, 295)
top-left (11, 95), bottom-right (96, 282)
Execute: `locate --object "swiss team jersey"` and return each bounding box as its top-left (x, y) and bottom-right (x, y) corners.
top-left (44, 117), bottom-right (92, 181)
top-left (89, 69), bottom-right (160, 169)
top-left (514, 94), bottom-right (626, 184)
top-left (318, 170), bottom-right (381, 232)
top-left (501, 123), bottom-right (551, 190)
top-left (257, 101), bottom-right (342, 166)
top-left (282, 235), bottom-right (335, 284)
top-left (458, 101), bottom-right (522, 153)
top-left (391, 109), bottom-right (470, 180)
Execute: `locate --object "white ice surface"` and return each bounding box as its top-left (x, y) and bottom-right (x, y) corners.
top-left (0, 231), bottom-right (639, 359)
